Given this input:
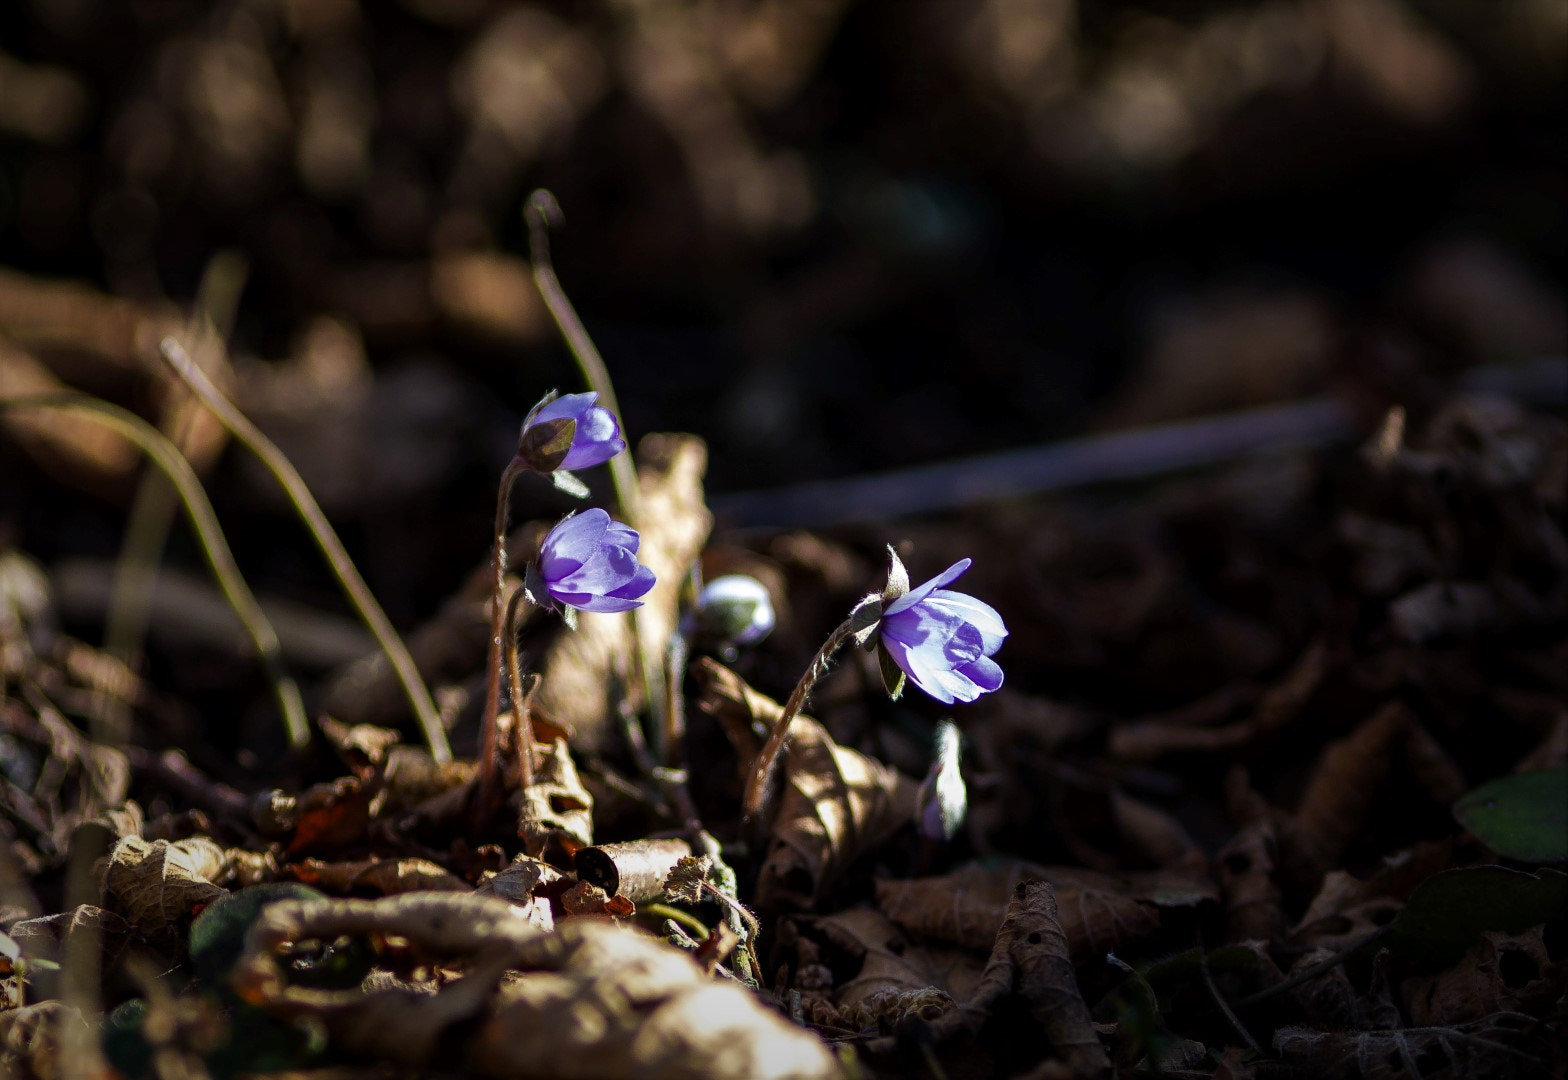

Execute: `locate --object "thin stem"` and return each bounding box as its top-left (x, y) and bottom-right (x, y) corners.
top-left (477, 457), bottom-right (527, 815)
top-left (503, 584), bottom-right (537, 789)
top-left (0, 393), bottom-right (308, 747)
top-left (524, 191), bottom-right (639, 526)
top-left (698, 878), bottom-right (761, 949)
top-left (524, 190), bottom-right (666, 753)
top-left (741, 616), bottom-right (860, 822)
top-left (1196, 933), bottom-right (1261, 1055)
top-left (157, 338), bottom-right (450, 763)
top-left (105, 256), bottom-right (248, 743)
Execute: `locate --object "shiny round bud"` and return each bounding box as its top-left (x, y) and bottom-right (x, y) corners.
top-left (693, 575), bottom-right (775, 649)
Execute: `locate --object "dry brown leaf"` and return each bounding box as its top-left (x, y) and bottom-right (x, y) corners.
top-left (926, 880), bottom-right (1112, 1078)
top-left (289, 856), bottom-right (469, 896)
top-left (811, 907), bottom-right (984, 1012)
top-left (1402, 928), bottom-right (1564, 1026)
top-left (695, 661), bottom-right (918, 909)
top-left (6, 904), bottom-right (134, 1001)
top-left (1293, 702), bottom-right (1409, 872)
top-left (1215, 817), bottom-right (1284, 944)
top-left (0, 1000), bottom-right (94, 1080)
top-left (534, 434), bottom-right (712, 752)
top-left (258, 777), bottom-right (375, 858)
top-left (875, 857), bottom-right (1212, 965)
top-left (1109, 639), bottom-right (1328, 762)
top-left (232, 892), bottom-right (841, 1079)
top-left (756, 715), bottom-right (917, 910)
top-left (515, 737), bottom-right (593, 860)
top-left (317, 715), bottom-right (403, 775)
top-left (99, 835), bottom-right (226, 944)
top-left (474, 854), bottom-right (559, 931)
top-left (1290, 840), bottom-right (1452, 952)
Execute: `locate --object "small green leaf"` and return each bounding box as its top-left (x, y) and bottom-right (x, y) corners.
top-left (1390, 865), bottom-right (1568, 969)
top-left (1453, 769), bottom-right (1568, 862)
top-left (549, 468), bottom-right (591, 499)
top-left (878, 646), bottom-right (906, 701)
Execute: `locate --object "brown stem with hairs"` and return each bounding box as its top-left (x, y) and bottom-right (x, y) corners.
top-left (503, 585), bottom-right (538, 789)
top-left (475, 457), bottom-right (527, 819)
top-left (740, 616), bottom-right (859, 823)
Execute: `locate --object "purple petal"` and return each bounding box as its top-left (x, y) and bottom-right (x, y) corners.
top-left (958, 654), bottom-right (1003, 694)
top-left (607, 564), bottom-right (656, 602)
top-left (551, 540), bottom-right (640, 597)
top-left (558, 410), bottom-right (625, 469)
top-left (532, 392), bottom-right (598, 426)
top-left (881, 632), bottom-right (957, 704)
top-left (530, 393), bottom-right (625, 470)
top-left (547, 590), bottom-right (647, 613)
top-left (539, 509), bottom-right (609, 581)
top-left (926, 591), bottom-right (1008, 655)
top-left (884, 559), bottom-right (971, 617)
top-left (600, 520), bottom-right (641, 555)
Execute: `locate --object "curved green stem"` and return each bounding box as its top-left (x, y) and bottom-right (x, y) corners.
top-left (157, 337), bottom-right (450, 763)
top-left (641, 901), bottom-right (710, 941)
top-left (0, 392), bottom-right (308, 747)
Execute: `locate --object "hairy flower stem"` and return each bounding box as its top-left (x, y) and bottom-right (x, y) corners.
top-left (476, 458), bottom-right (527, 816)
top-left (157, 338), bottom-right (449, 763)
top-left (741, 616), bottom-right (859, 822)
top-left (502, 586), bottom-right (538, 789)
top-left (0, 393), bottom-right (307, 748)
top-left (524, 190), bottom-right (667, 754)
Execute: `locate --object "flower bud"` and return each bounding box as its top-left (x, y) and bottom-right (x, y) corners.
top-left (692, 575), bottom-right (775, 649)
top-left (516, 390), bottom-right (625, 473)
top-left (916, 720), bottom-right (966, 843)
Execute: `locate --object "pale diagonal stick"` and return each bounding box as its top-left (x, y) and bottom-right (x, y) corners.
top-left (157, 337), bottom-right (450, 763)
top-left (0, 392), bottom-right (308, 747)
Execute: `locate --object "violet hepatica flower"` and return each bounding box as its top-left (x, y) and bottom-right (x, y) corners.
top-left (874, 555), bottom-right (1006, 705)
top-left (528, 508), bottom-right (655, 619)
top-left (517, 391), bottom-right (626, 473)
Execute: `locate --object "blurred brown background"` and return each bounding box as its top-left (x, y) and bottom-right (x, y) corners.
top-left (2, 0), bottom-right (1564, 620)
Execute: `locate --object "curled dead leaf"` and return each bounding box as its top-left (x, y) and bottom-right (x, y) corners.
top-left (516, 738), bottom-right (593, 860)
top-left (810, 907), bottom-right (982, 1014)
top-left (1294, 702), bottom-right (1409, 872)
top-left (232, 893), bottom-right (840, 1079)
top-left (1216, 818), bottom-right (1284, 944)
top-left (474, 854), bottom-right (559, 931)
top-left (99, 835), bottom-right (226, 944)
top-left (875, 857), bottom-right (1212, 965)
top-left (927, 880), bottom-right (1112, 1078)
top-left (697, 662), bottom-right (917, 909)
top-left (289, 856), bottom-right (468, 896)
top-left (1402, 927), bottom-right (1564, 1026)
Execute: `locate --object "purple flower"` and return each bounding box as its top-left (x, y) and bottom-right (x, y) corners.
top-left (878, 558), bottom-right (1006, 704)
top-left (518, 392), bottom-right (625, 472)
top-left (535, 508), bottom-right (655, 614)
